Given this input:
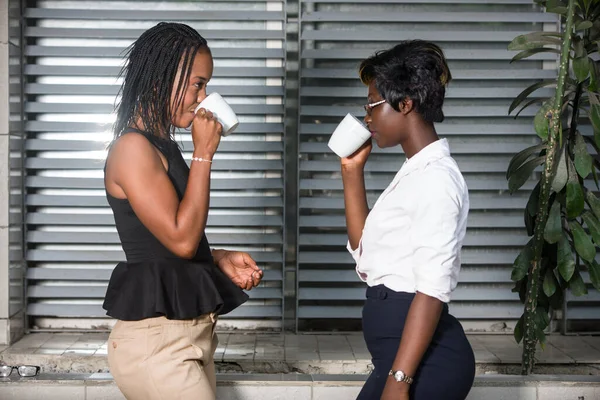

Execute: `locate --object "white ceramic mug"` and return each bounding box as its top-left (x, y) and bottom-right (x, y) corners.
top-left (327, 113), bottom-right (372, 158)
top-left (194, 93), bottom-right (239, 136)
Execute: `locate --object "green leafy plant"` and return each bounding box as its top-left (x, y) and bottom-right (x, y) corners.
top-left (506, 0), bottom-right (600, 374)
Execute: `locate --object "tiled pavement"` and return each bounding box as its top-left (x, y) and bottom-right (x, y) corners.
top-left (1, 332), bottom-right (600, 369)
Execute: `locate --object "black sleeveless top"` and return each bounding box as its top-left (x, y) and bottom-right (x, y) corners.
top-left (102, 130), bottom-right (248, 320)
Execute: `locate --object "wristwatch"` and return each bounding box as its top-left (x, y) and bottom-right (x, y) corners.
top-left (388, 369), bottom-right (413, 384)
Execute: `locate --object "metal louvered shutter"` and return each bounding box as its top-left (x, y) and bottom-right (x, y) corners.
top-left (296, 0), bottom-right (560, 332)
top-left (23, 0), bottom-right (286, 330)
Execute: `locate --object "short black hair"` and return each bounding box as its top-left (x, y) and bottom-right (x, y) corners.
top-left (359, 40), bottom-right (451, 123)
top-left (113, 22), bottom-right (209, 141)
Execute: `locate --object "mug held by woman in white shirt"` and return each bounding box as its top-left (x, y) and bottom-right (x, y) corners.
top-left (340, 40), bottom-right (475, 400)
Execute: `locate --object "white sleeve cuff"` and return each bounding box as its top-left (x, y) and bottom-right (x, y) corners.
top-left (415, 285), bottom-right (451, 303)
top-left (346, 240), bottom-right (362, 263)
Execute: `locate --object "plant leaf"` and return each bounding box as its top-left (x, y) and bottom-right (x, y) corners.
top-left (509, 80), bottom-right (557, 115)
top-left (566, 158), bottom-right (585, 218)
top-left (544, 199), bottom-right (563, 243)
top-left (573, 56), bottom-right (590, 82)
top-left (576, 20), bottom-right (594, 30)
top-left (590, 103), bottom-right (600, 134)
top-left (512, 244), bottom-right (534, 282)
top-left (506, 143), bottom-right (546, 180)
top-left (570, 220), bottom-right (596, 262)
top-left (508, 156), bottom-right (545, 194)
top-left (508, 33), bottom-right (562, 50)
top-left (535, 306), bottom-right (550, 331)
top-left (586, 191), bottom-right (600, 219)
top-left (587, 260), bottom-right (600, 291)
top-left (574, 132), bottom-right (593, 178)
top-left (511, 47), bottom-right (561, 63)
top-left (582, 211), bottom-right (600, 245)
top-left (514, 315), bottom-right (524, 344)
top-left (569, 270), bottom-right (588, 296)
top-left (535, 101), bottom-right (552, 140)
top-left (514, 97), bottom-right (546, 118)
top-left (558, 234), bottom-right (576, 281)
top-left (551, 146), bottom-right (568, 192)
top-left (543, 268), bottom-right (558, 297)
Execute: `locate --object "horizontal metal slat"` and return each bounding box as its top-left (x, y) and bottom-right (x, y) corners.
top-left (300, 122), bottom-right (538, 135)
top-left (27, 304), bottom-right (282, 318)
top-left (300, 193), bottom-right (528, 210)
top-left (299, 232), bottom-right (528, 247)
top-left (26, 46), bottom-right (285, 59)
top-left (27, 250), bottom-right (283, 263)
top-left (28, 286), bottom-right (282, 300)
top-left (28, 232), bottom-right (283, 245)
top-left (25, 139), bottom-right (283, 153)
top-left (299, 159), bottom-right (511, 174)
top-left (301, 49), bottom-right (555, 61)
top-left (302, 30), bottom-right (527, 42)
top-left (300, 0), bottom-right (538, 4)
top-left (301, 86), bottom-right (554, 99)
top-left (27, 213), bottom-right (283, 227)
top-left (26, 195), bottom-right (283, 208)
top-left (27, 267), bottom-right (283, 282)
top-left (298, 304), bottom-right (523, 319)
top-left (299, 286), bottom-right (517, 301)
top-left (25, 65), bottom-right (285, 78)
top-left (26, 9), bottom-right (285, 21)
top-left (300, 105), bottom-right (535, 118)
top-left (297, 249), bottom-right (520, 265)
top-left (25, 102), bottom-right (284, 115)
top-left (301, 68), bottom-right (556, 80)
top-left (26, 27), bottom-right (285, 40)
top-left (24, 158), bottom-right (283, 171)
top-left (298, 213), bottom-right (525, 229)
top-left (301, 11), bottom-right (555, 23)
top-left (26, 84), bottom-right (285, 97)
top-left (27, 177), bottom-right (284, 190)
top-left (299, 177), bottom-right (536, 191)
top-left (298, 267), bottom-right (511, 283)
top-left (26, 121), bottom-right (284, 133)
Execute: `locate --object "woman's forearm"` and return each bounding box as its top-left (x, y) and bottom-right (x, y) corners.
top-left (392, 292), bottom-right (444, 390)
top-left (342, 164), bottom-right (369, 249)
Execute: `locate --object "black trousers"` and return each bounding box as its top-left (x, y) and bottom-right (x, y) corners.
top-left (357, 285), bottom-right (475, 400)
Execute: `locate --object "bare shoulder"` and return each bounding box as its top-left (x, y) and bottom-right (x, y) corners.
top-left (105, 132), bottom-right (167, 196)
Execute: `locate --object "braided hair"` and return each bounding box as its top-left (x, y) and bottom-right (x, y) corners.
top-left (113, 22), bottom-right (209, 142)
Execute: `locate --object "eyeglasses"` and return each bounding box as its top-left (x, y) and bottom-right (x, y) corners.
top-left (363, 99), bottom-right (386, 114)
top-left (0, 365), bottom-right (40, 378)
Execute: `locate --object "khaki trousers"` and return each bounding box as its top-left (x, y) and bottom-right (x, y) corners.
top-left (108, 314), bottom-right (218, 400)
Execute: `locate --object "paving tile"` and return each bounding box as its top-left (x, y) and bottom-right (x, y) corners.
top-left (537, 384), bottom-right (600, 400)
top-left (285, 351), bottom-right (320, 361)
top-left (535, 343), bottom-right (575, 364)
top-left (284, 334), bottom-right (317, 349)
top-left (319, 352), bottom-right (355, 361)
top-left (465, 386), bottom-right (536, 400)
top-left (34, 349), bottom-right (65, 355)
top-left (581, 336), bottom-right (600, 352)
top-left (317, 335), bottom-right (352, 352)
top-left (9, 333), bottom-right (52, 349)
top-left (86, 383), bottom-right (125, 400)
top-left (216, 384), bottom-right (311, 400)
top-left (312, 385), bottom-right (362, 400)
top-left (64, 349), bottom-right (96, 356)
top-left (0, 384), bottom-right (85, 400)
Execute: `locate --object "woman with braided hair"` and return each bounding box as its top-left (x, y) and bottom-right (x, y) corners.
top-left (103, 22), bottom-right (263, 399)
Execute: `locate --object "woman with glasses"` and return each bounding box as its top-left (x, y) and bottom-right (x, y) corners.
top-left (340, 40), bottom-right (475, 400)
top-left (103, 23), bottom-right (262, 400)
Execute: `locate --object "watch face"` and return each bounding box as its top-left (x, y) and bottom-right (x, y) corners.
top-left (394, 371), bottom-right (405, 381)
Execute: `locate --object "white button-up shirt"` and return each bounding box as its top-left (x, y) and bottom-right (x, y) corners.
top-left (347, 139), bottom-right (469, 303)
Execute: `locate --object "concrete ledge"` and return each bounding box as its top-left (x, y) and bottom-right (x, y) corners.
top-left (2, 351), bottom-right (600, 376)
top-left (1, 373), bottom-right (600, 400)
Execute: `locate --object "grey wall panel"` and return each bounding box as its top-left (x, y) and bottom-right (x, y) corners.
top-left (24, 0), bottom-right (286, 330)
